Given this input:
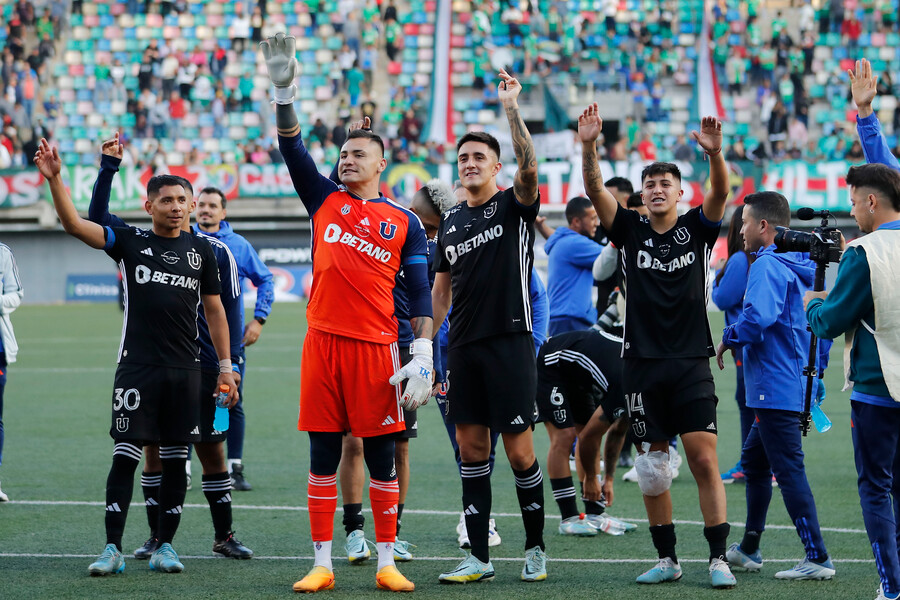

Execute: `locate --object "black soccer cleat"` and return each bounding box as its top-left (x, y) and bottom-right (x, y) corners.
top-left (133, 536), bottom-right (160, 560)
top-left (213, 532), bottom-right (253, 559)
top-left (230, 463), bottom-right (252, 491)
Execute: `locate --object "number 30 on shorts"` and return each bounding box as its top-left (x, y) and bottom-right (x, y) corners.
top-left (113, 388), bottom-right (141, 411)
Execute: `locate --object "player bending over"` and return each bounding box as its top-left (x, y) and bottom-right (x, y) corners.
top-left (536, 329), bottom-right (637, 536)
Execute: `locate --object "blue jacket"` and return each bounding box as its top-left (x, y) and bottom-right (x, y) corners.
top-left (712, 251), bottom-right (749, 326)
top-left (857, 113), bottom-right (900, 171)
top-left (544, 227), bottom-right (603, 323)
top-left (192, 221), bottom-right (274, 326)
top-left (722, 245), bottom-right (819, 411)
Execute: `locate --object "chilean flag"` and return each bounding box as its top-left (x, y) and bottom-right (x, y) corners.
top-left (697, 0), bottom-right (725, 120)
top-left (424, 0), bottom-right (453, 145)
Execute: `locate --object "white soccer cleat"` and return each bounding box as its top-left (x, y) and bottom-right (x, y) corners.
top-left (669, 451), bottom-right (682, 479)
top-left (488, 518), bottom-right (501, 547)
top-left (774, 557), bottom-right (835, 580)
top-left (0, 481), bottom-right (8, 502)
top-left (456, 512), bottom-right (470, 549)
top-left (622, 466), bottom-right (638, 482)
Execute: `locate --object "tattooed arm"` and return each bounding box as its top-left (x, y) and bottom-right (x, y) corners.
top-left (498, 70), bottom-right (539, 206)
top-left (578, 103), bottom-right (619, 232)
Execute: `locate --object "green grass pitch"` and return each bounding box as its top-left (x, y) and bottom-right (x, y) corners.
top-left (0, 303), bottom-right (881, 599)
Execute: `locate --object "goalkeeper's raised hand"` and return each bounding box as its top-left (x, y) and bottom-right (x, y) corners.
top-left (260, 32), bottom-right (298, 104)
top-left (389, 338), bottom-right (434, 410)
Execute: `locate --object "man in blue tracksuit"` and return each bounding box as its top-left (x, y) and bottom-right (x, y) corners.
top-left (812, 116), bottom-right (900, 600)
top-left (193, 188), bottom-right (274, 491)
top-left (544, 197), bottom-right (603, 336)
top-left (716, 191), bottom-right (834, 580)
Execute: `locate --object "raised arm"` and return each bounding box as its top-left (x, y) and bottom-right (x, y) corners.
top-left (691, 117), bottom-right (729, 223)
top-left (499, 69), bottom-right (538, 206)
top-left (260, 33), bottom-right (334, 213)
top-left (850, 58), bottom-right (900, 170)
top-left (579, 103), bottom-right (619, 232)
top-left (88, 133), bottom-right (128, 228)
top-left (694, 116), bottom-right (728, 223)
top-left (35, 138), bottom-right (107, 249)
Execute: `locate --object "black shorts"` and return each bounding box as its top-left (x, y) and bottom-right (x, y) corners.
top-left (198, 368), bottom-right (227, 443)
top-left (445, 332), bottom-right (537, 433)
top-left (110, 363), bottom-right (201, 443)
top-left (396, 345), bottom-right (418, 440)
top-left (535, 365), bottom-right (597, 429)
top-left (622, 357), bottom-right (718, 443)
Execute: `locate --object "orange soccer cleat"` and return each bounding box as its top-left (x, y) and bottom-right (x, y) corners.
top-left (292, 566), bottom-right (335, 593)
top-left (375, 564), bottom-right (415, 592)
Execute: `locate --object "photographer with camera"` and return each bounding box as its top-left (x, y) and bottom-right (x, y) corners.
top-left (805, 164), bottom-right (900, 600)
top-left (715, 192), bottom-right (835, 580)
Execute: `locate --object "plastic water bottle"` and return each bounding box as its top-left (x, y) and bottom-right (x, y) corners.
top-left (213, 385), bottom-right (230, 432)
top-left (811, 401), bottom-right (832, 433)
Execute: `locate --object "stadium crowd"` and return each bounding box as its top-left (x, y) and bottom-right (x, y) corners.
top-left (4, 1), bottom-right (900, 169)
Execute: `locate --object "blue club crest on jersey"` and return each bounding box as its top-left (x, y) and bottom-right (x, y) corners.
top-left (379, 221), bottom-right (397, 240)
top-left (341, 204), bottom-right (351, 215)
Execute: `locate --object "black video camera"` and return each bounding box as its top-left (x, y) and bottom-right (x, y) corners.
top-left (773, 207), bottom-right (843, 266)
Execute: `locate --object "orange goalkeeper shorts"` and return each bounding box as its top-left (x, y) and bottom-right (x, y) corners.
top-left (298, 327), bottom-right (406, 437)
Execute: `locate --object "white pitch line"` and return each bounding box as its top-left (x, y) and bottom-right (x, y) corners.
top-left (0, 553), bottom-right (878, 564)
top-left (15, 366), bottom-right (299, 374)
top-left (7, 500), bottom-right (868, 535)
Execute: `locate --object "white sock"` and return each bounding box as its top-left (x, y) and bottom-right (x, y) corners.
top-left (376, 541), bottom-right (395, 569)
top-left (313, 540), bottom-right (333, 570)
top-left (227, 458), bottom-right (241, 472)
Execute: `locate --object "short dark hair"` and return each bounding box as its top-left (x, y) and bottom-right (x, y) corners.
top-left (847, 164), bottom-right (900, 212)
top-left (147, 174), bottom-right (187, 201)
top-left (456, 131), bottom-right (501, 161)
top-left (743, 191), bottom-right (790, 228)
top-left (175, 176), bottom-right (193, 199)
top-left (605, 176), bottom-right (634, 194)
top-left (346, 129), bottom-right (385, 156)
top-left (626, 192), bottom-right (644, 208)
top-left (640, 162), bottom-right (682, 184)
top-left (565, 196), bottom-right (593, 223)
top-left (200, 186), bottom-right (227, 209)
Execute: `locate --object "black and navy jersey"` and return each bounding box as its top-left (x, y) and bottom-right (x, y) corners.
top-left (103, 226), bottom-right (221, 368)
top-left (538, 328), bottom-right (626, 419)
top-left (606, 204), bottom-right (721, 359)
top-left (194, 232), bottom-right (242, 370)
top-left (434, 188), bottom-right (539, 348)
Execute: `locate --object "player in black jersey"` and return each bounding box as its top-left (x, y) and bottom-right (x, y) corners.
top-left (87, 136), bottom-right (252, 562)
top-left (433, 69), bottom-right (547, 584)
top-left (578, 104), bottom-right (737, 588)
top-left (535, 329), bottom-right (636, 536)
top-left (35, 138), bottom-right (238, 576)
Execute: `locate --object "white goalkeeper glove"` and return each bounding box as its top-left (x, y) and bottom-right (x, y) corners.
top-left (389, 338), bottom-right (434, 410)
top-left (259, 32), bottom-right (298, 104)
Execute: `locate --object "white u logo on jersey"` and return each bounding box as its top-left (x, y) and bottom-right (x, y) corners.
top-left (135, 265), bottom-right (152, 284)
